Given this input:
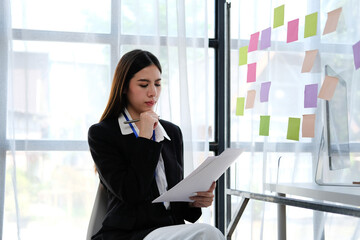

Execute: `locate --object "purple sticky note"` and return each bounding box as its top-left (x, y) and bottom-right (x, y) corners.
top-left (247, 63), bottom-right (257, 83)
top-left (353, 40), bottom-right (360, 70)
top-left (304, 84), bottom-right (318, 108)
top-left (287, 19), bottom-right (299, 43)
top-left (260, 82), bottom-right (271, 102)
top-left (248, 32), bottom-right (260, 52)
top-left (260, 27), bottom-right (271, 50)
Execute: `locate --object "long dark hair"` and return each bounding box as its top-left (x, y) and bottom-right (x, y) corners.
top-left (100, 49), bottom-right (162, 122)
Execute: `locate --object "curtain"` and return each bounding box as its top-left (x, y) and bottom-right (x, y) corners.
top-left (0, 0), bottom-right (211, 239)
top-left (230, 0), bottom-right (360, 239)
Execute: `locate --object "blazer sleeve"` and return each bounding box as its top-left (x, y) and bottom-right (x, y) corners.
top-left (88, 123), bottom-right (161, 203)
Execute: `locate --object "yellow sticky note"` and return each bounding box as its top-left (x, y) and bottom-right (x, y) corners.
top-left (304, 12), bottom-right (318, 38)
top-left (287, 117), bottom-right (300, 141)
top-left (259, 115), bottom-right (270, 136)
top-left (236, 97), bottom-right (245, 116)
top-left (239, 46), bottom-right (248, 66)
top-left (273, 5), bottom-right (285, 28)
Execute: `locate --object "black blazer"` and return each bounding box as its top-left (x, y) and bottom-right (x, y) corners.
top-left (88, 118), bottom-right (202, 240)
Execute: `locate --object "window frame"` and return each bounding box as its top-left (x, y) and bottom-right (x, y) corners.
top-left (1, 0), bottom-right (220, 235)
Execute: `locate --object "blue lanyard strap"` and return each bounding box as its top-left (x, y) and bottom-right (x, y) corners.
top-left (123, 112), bottom-right (156, 141)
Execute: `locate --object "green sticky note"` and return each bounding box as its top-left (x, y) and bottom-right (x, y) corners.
top-left (273, 5), bottom-right (285, 28)
top-left (287, 117), bottom-right (301, 141)
top-left (304, 12), bottom-right (318, 38)
top-left (259, 115), bottom-right (270, 136)
top-left (236, 97), bottom-right (245, 116)
top-left (239, 46), bottom-right (248, 66)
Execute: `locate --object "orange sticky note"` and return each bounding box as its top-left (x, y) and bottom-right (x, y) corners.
top-left (302, 114), bottom-right (316, 138)
top-left (323, 7), bottom-right (342, 35)
top-left (318, 76), bottom-right (339, 100)
top-left (245, 90), bottom-right (256, 109)
top-left (301, 49), bottom-right (318, 73)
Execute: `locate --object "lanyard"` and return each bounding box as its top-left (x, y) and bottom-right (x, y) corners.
top-left (123, 112), bottom-right (155, 141)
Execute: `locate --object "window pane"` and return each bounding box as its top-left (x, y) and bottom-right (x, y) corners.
top-left (208, 0), bottom-right (215, 39)
top-left (11, 0), bottom-right (111, 33)
top-left (121, 0), bottom-right (209, 38)
top-left (4, 151), bottom-right (98, 240)
top-left (10, 41), bottom-right (111, 140)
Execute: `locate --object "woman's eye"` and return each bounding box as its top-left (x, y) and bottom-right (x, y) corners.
top-left (155, 83), bottom-right (161, 87)
top-left (139, 85), bottom-right (148, 88)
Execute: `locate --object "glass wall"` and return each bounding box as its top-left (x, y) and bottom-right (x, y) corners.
top-left (228, 0), bottom-right (360, 239)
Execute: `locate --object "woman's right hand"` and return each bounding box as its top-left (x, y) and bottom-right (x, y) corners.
top-left (138, 111), bottom-right (159, 139)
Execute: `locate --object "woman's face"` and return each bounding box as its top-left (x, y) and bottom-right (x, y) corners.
top-left (125, 64), bottom-right (162, 118)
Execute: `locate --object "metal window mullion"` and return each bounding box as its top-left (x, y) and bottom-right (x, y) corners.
top-left (10, 140), bottom-right (89, 152)
top-left (215, 0), bottom-right (226, 234)
top-left (230, 39), bottom-right (353, 54)
top-left (12, 29), bottom-right (114, 44)
top-left (0, 0), bottom-right (10, 236)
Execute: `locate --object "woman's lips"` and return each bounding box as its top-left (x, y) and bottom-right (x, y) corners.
top-left (145, 101), bottom-right (155, 106)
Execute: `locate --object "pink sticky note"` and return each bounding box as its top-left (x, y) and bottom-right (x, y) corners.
top-left (302, 114), bottom-right (316, 138)
top-left (260, 27), bottom-right (271, 50)
top-left (247, 63), bottom-right (257, 83)
top-left (287, 19), bottom-right (299, 43)
top-left (323, 7), bottom-right (342, 35)
top-left (301, 49), bottom-right (318, 73)
top-left (245, 90), bottom-right (256, 109)
top-left (260, 82), bottom-right (271, 102)
top-left (318, 76), bottom-right (339, 100)
top-left (248, 32), bottom-right (260, 52)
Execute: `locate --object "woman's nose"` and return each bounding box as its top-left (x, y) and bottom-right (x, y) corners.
top-left (148, 84), bottom-right (156, 97)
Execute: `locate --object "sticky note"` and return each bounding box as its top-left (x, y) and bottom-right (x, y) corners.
top-left (323, 7), bottom-right (342, 35)
top-left (304, 84), bottom-right (318, 108)
top-left (287, 117), bottom-right (300, 141)
top-left (304, 12), bottom-right (318, 38)
top-left (245, 90), bottom-right (256, 109)
top-left (259, 115), bottom-right (270, 136)
top-left (260, 81), bottom-right (271, 102)
top-left (239, 46), bottom-right (248, 66)
top-left (302, 114), bottom-right (316, 138)
top-left (236, 97), bottom-right (245, 116)
top-left (318, 76), bottom-right (339, 100)
top-left (353, 40), bottom-right (360, 70)
top-left (260, 27), bottom-right (271, 50)
top-left (247, 63), bottom-right (257, 83)
top-left (301, 49), bottom-right (318, 73)
top-left (273, 5), bottom-right (285, 28)
top-left (248, 32), bottom-right (260, 52)
top-left (287, 19), bottom-right (299, 43)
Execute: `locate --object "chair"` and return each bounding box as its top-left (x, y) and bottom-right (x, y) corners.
top-left (86, 183), bottom-right (108, 240)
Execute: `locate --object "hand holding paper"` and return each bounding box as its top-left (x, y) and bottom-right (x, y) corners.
top-left (188, 181), bottom-right (216, 208)
top-left (152, 148), bottom-right (242, 203)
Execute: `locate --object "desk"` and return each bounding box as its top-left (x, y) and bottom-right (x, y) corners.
top-left (225, 183), bottom-right (360, 240)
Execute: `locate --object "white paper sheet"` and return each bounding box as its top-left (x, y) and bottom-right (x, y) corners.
top-left (152, 148), bottom-right (243, 203)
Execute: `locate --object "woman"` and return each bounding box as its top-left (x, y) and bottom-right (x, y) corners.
top-left (88, 49), bottom-right (224, 240)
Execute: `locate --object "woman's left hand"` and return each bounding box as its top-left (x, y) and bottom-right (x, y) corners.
top-left (189, 181), bottom-right (216, 208)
